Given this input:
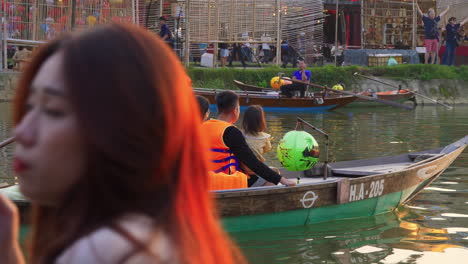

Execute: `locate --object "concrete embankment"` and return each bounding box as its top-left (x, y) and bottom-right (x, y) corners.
top-left (1, 71), bottom-right (467, 104)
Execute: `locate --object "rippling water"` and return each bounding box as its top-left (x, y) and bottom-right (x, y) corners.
top-left (231, 104), bottom-right (468, 264)
top-left (1, 103), bottom-right (467, 263)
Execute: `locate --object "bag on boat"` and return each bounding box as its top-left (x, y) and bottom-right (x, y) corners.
top-left (208, 170), bottom-right (248, 191)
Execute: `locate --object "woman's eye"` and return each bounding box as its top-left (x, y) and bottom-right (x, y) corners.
top-left (44, 108), bottom-right (65, 118)
top-left (24, 103), bottom-right (33, 113)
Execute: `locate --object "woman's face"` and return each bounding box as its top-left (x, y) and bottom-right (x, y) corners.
top-left (14, 52), bottom-right (86, 206)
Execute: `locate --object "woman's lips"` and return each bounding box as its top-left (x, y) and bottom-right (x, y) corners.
top-left (13, 158), bottom-right (29, 173)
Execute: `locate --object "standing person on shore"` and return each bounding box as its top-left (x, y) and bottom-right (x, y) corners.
top-left (442, 16), bottom-right (468, 66)
top-left (417, 5), bottom-right (450, 64)
top-left (280, 60), bottom-right (311, 98)
top-left (159, 16), bottom-right (173, 48)
top-left (228, 43), bottom-right (246, 67)
top-left (202, 91), bottom-right (296, 188)
top-left (219, 42), bottom-right (229, 67)
top-left (0, 23), bottom-right (245, 264)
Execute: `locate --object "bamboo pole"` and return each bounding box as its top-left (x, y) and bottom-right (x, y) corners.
top-left (184, 0), bottom-right (190, 66)
top-left (412, 0), bottom-right (416, 49)
top-left (334, 0), bottom-right (339, 66)
top-left (360, 0), bottom-right (364, 49)
top-left (213, 0), bottom-right (220, 67)
top-left (159, 0), bottom-right (163, 17)
top-left (275, 0), bottom-right (281, 66)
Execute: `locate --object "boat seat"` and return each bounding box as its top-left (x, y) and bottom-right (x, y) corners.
top-left (408, 153), bottom-right (440, 162)
top-left (331, 162), bottom-right (413, 176)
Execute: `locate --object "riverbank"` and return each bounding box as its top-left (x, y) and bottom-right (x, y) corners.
top-left (1, 65), bottom-right (467, 103)
top-left (188, 64), bottom-right (468, 104)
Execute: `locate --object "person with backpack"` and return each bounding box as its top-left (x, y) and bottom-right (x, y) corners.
top-left (417, 5), bottom-right (450, 64)
top-left (442, 16), bottom-right (468, 66)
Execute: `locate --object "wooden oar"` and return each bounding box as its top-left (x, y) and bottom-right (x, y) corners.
top-left (0, 136), bottom-right (14, 149)
top-left (353, 72), bottom-right (453, 110)
top-left (279, 77), bottom-right (414, 110)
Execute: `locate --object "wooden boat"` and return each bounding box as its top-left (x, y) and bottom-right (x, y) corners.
top-left (194, 88), bottom-right (357, 112)
top-left (234, 80), bottom-right (416, 107)
top-left (218, 136), bottom-right (467, 232)
top-left (352, 89), bottom-right (416, 106)
top-left (233, 80), bottom-right (273, 92)
top-left (3, 136), bottom-right (467, 233)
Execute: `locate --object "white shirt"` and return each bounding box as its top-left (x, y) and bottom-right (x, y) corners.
top-left (56, 214), bottom-right (176, 264)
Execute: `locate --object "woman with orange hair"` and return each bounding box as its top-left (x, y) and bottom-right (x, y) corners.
top-left (0, 23), bottom-right (245, 264)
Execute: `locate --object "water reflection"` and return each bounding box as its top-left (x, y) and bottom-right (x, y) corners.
top-left (234, 207), bottom-right (465, 264)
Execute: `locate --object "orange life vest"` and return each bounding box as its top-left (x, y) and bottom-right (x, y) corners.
top-left (201, 119), bottom-right (248, 191)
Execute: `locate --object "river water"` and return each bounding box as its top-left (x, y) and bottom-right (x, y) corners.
top-left (231, 104), bottom-right (468, 264)
top-left (0, 102), bottom-right (467, 263)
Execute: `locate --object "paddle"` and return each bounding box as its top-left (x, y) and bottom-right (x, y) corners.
top-left (279, 77), bottom-right (414, 110)
top-left (353, 72), bottom-right (453, 110)
top-left (0, 137), bottom-right (14, 149)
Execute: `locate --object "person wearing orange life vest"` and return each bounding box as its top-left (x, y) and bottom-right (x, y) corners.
top-left (201, 91), bottom-right (296, 190)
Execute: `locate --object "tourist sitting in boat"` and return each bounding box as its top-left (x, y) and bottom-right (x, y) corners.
top-left (0, 24), bottom-right (245, 264)
top-left (196, 95), bottom-right (211, 121)
top-left (279, 60), bottom-right (311, 98)
top-left (201, 91), bottom-right (296, 189)
top-left (240, 105), bottom-right (280, 177)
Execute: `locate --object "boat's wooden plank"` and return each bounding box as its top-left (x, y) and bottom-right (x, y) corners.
top-left (337, 179), bottom-right (350, 204)
top-left (332, 162), bottom-right (413, 175)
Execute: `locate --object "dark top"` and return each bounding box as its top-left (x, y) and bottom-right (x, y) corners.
top-left (446, 23), bottom-right (461, 44)
top-left (219, 43), bottom-right (228, 49)
top-left (422, 16), bottom-right (440, 39)
top-left (223, 126), bottom-right (281, 185)
top-left (159, 24), bottom-right (172, 40)
top-left (281, 42), bottom-right (289, 55)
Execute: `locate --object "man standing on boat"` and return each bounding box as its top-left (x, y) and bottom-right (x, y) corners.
top-left (280, 60), bottom-right (311, 98)
top-left (201, 91), bottom-right (296, 188)
top-left (417, 5), bottom-right (450, 64)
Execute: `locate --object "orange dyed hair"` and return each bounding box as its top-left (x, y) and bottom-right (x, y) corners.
top-left (14, 23), bottom-right (245, 264)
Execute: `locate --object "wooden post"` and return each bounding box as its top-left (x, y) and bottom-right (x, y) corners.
top-left (252, 0), bottom-right (256, 38)
top-left (412, 0), bottom-right (416, 49)
top-left (3, 3), bottom-right (7, 70)
top-left (184, 0), bottom-right (190, 66)
top-left (275, 0), bottom-right (281, 66)
top-left (159, 0), bottom-right (163, 17)
top-left (32, 0), bottom-right (38, 40)
top-left (213, 0), bottom-right (220, 67)
top-left (334, 0), bottom-right (339, 66)
top-left (131, 0), bottom-right (136, 24)
top-left (71, 0), bottom-right (77, 29)
top-left (360, 0), bottom-right (364, 49)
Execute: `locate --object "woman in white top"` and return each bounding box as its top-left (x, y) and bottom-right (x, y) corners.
top-left (0, 23), bottom-right (245, 264)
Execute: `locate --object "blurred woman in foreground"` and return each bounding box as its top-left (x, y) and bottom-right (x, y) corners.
top-left (0, 23), bottom-right (245, 264)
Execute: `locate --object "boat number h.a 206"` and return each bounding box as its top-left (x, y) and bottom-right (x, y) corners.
top-left (349, 180), bottom-right (385, 202)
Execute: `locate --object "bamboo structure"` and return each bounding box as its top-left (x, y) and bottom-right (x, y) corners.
top-left (362, 0), bottom-right (438, 49)
top-left (1, 0), bottom-right (325, 67)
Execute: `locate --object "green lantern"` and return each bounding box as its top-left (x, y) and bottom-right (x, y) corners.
top-left (277, 131), bottom-right (320, 171)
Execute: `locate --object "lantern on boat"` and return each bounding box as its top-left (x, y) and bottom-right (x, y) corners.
top-left (277, 131), bottom-right (319, 171)
top-left (270, 76), bottom-right (284, 90)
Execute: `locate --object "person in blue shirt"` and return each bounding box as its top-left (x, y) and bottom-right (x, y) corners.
top-left (442, 16), bottom-right (468, 66)
top-left (280, 60), bottom-right (311, 98)
top-left (417, 5), bottom-right (450, 64)
top-left (159, 16), bottom-right (173, 48)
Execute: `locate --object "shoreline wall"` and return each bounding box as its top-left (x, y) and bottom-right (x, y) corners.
top-left (1, 72), bottom-right (467, 104)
